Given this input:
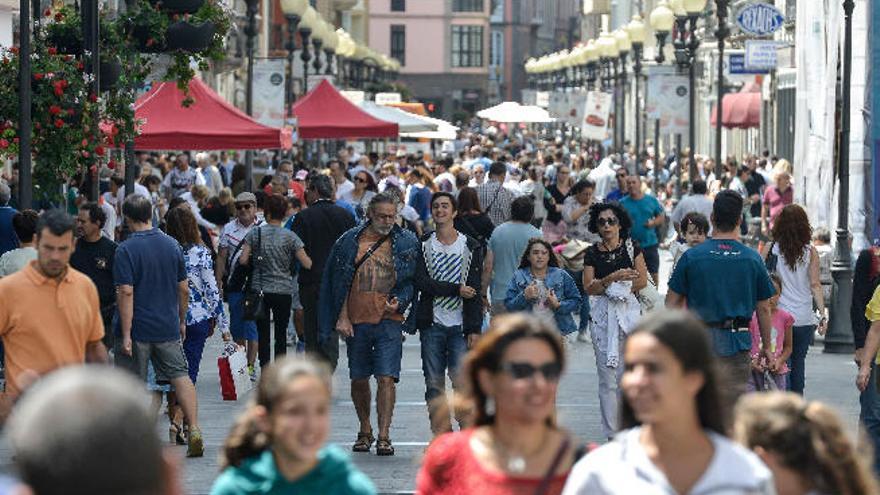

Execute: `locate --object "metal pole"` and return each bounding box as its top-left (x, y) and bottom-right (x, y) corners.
top-left (688, 61), bottom-right (696, 183)
top-left (715, 0), bottom-right (728, 179)
top-left (84, 0), bottom-right (100, 201)
top-left (612, 59), bottom-right (619, 152)
top-left (825, 0), bottom-right (855, 353)
top-left (285, 14), bottom-right (300, 119)
top-left (633, 43), bottom-right (643, 157)
top-left (299, 27), bottom-right (312, 97)
top-left (123, 0), bottom-right (137, 202)
top-left (244, 0), bottom-right (258, 192)
top-left (619, 52), bottom-right (628, 154)
top-left (653, 118), bottom-right (661, 197)
top-left (17, 0), bottom-right (31, 209)
top-left (675, 133), bottom-right (682, 198)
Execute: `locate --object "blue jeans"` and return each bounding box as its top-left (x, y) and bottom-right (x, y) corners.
top-left (788, 325), bottom-right (814, 394)
top-left (346, 319), bottom-right (403, 381)
top-left (420, 323), bottom-right (468, 434)
top-left (860, 362), bottom-right (880, 475)
top-left (183, 319), bottom-right (212, 384)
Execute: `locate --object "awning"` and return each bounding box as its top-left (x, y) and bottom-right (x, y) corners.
top-left (710, 88), bottom-right (761, 129)
top-left (133, 78), bottom-right (290, 150)
top-left (291, 80), bottom-right (398, 139)
top-left (477, 101), bottom-right (555, 123)
top-left (358, 101), bottom-right (438, 134)
top-left (401, 115), bottom-right (459, 140)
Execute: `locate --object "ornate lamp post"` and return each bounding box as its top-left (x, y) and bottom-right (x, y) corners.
top-left (243, 0), bottom-right (260, 191)
top-left (714, 0), bottom-right (730, 179)
top-left (335, 31), bottom-right (356, 86)
top-left (280, 0), bottom-right (308, 122)
top-left (323, 21), bottom-right (339, 77)
top-left (297, 6), bottom-right (318, 97)
top-left (826, 0), bottom-right (856, 353)
top-left (584, 40), bottom-right (599, 90)
top-left (650, 0), bottom-right (676, 196)
top-left (310, 20), bottom-right (325, 74)
top-left (615, 29), bottom-right (632, 153)
top-left (671, 0), bottom-right (707, 183)
top-left (596, 32), bottom-right (619, 150)
top-left (627, 15), bottom-right (647, 158)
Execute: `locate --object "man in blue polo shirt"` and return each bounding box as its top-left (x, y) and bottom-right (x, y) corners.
top-left (666, 189), bottom-right (775, 403)
top-left (620, 174), bottom-right (664, 284)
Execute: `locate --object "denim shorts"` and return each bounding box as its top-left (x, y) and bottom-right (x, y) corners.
top-left (346, 319), bottom-right (403, 381)
top-left (227, 291), bottom-right (258, 341)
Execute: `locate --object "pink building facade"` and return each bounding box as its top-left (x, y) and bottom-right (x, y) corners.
top-left (369, 0), bottom-right (490, 120)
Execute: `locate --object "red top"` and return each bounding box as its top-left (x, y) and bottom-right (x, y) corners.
top-left (763, 185), bottom-right (793, 229)
top-left (416, 429), bottom-right (570, 495)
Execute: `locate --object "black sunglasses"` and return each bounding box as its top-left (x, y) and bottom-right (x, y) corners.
top-left (597, 217), bottom-right (618, 227)
top-left (500, 361), bottom-right (562, 382)
top-left (235, 203), bottom-right (254, 210)
top-left (355, 176), bottom-right (367, 183)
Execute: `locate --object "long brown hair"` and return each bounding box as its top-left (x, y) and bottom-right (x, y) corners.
top-left (771, 204), bottom-right (811, 271)
top-left (518, 237), bottom-right (560, 269)
top-left (164, 206), bottom-right (203, 247)
top-left (734, 392), bottom-right (878, 495)
top-left (221, 356), bottom-right (332, 468)
top-left (460, 313), bottom-right (565, 427)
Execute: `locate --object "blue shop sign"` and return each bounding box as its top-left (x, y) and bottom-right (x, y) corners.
top-left (736, 2), bottom-right (785, 36)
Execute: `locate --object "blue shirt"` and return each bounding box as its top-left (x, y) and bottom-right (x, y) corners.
top-left (0, 206), bottom-right (19, 257)
top-left (668, 238), bottom-right (775, 356)
top-left (620, 195), bottom-right (663, 248)
top-left (335, 200), bottom-right (358, 222)
top-left (605, 189), bottom-right (625, 202)
top-left (113, 229), bottom-right (187, 342)
top-left (488, 222), bottom-right (542, 303)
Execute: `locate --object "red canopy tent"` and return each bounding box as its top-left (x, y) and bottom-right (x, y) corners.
top-left (291, 79), bottom-right (398, 139)
top-left (710, 83), bottom-right (761, 129)
top-left (133, 78), bottom-right (291, 150)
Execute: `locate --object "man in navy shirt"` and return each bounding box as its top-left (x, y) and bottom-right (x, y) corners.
top-left (0, 182), bottom-right (18, 257)
top-left (666, 190), bottom-right (775, 403)
top-left (114, 194), bottom-right (203, 457)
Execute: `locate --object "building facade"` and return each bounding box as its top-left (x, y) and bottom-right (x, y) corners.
top-left (369, 0), bottom-right (490, 120)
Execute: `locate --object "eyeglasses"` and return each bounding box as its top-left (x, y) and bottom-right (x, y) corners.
top-left (597, 217), bottom-right (619, 227)
top-left (558, 170), bottom-right (570, 175)
top-left (500, 361), bottom-right (562, 382)
top-left (373, 213), bottom-right (396, 221)
top-left (616, 173), bottom-right (627, 178)
top-left (355, 177), bottom-right (367, 183)
top-left (235, 204), bottom-right (254, 210)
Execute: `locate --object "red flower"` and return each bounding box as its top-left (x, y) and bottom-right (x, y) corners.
top-left (47, 47), bottom-right (57, 55)
top-left (54, 86), bottom-right (63, 96)
top-left (95, 146), bottom-right (105, 157)
top-left (65, 55), bottom-right (73, 61)
top-left (66, 108), bottom-right (75, 116)
top-left (33, 73), bottom-right (44, 81)
top-left (59, 79), bottom-right (68, 88)
top-left (81, 139), bottom-right (88, 147)
top-left (54, 12), bottom-right (64, 22)
top-left (146, 38), bottom-right (155, 47)
top-left (88, 93), bottom-right (97, 103)
top-left (49, 105), bottom-right (62, 115)
top-left (77, 61), bottom-right (84, 71)
top-left (34, 123), bottom-right (41, 130)
top-left (81, 150), bottom-right (90, 158)
top-left (0, 139), bottom-right (8, 148)
top-left (9, 47), bottom-right (18, 54)
top-left (13, 138), bottom-right (18, 144)
top-left (89, 165), bottom-right (97, 174)
top-left (43, 8), bottom-right (51, 16)
top-left (107, 160), bottom-right (116, 169)
top-left (54, 119), bottom-right (64, 128)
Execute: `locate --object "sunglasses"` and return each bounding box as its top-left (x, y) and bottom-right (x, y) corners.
top-left (500, 361), bottom-right (562, 382)
top-left (597, 217), bottom-right (619, 227)
top-left (235, 203), bottom-right (254, 210)
top-left (616, 174), bottom-right (627, 178)
top-left (355, 177), bottom-right (368, 183)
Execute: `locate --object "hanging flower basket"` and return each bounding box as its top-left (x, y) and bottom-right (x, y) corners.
top-left (149, 0), bottom-right (205, 14)
top-left (165, 21), bottom-right (215, 52)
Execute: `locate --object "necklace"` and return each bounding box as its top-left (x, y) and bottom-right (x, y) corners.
top-left (601, 239), bottom-right (621, 261)
top-left (490, 427), bottom-right (550, 473)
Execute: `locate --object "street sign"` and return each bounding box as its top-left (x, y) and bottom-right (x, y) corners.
top-left (729, 53), bottom-right (769, 74)
top-left (736, 2), bottom-right (785, 36)
top-left (745, 40), bottom-right (780, 70)
top-left (375, 92), bottom-right (402, 105)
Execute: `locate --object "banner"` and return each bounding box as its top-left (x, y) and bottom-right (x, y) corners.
top-left (645, 69), bottom-right (689, 135)
top-left (252, 59), bottom-right (286, 128)
top-left (548, 91), bottom-right (589, 128)
top-left (581, 91), bottom-right (612, 140)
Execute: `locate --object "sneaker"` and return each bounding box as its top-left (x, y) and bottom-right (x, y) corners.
top-left (248, 364), bottom-right (257, 382)
top-left (187, 428), bottom-right (204, 458)
top-left (577, 329), bottom-right (590, 343)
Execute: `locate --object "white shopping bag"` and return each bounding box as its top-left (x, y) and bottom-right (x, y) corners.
top-left (219, 343), bottom-right (253, 400)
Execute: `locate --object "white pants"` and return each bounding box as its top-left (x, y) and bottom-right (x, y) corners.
top-left (592, 337), bottom-right (624, 440)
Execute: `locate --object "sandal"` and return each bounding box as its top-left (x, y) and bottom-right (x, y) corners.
top-left (352, 431), bottom-right (374, 453)
top-left (169, 423), bottom-right (186, 445)
top-left (376, 437), bottom-right (395, 456)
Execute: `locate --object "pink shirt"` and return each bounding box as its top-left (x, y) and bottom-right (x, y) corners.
top-left (763, 185), bottom-right (793, 228)
top-left (749, 309), bottom-right (794, 374)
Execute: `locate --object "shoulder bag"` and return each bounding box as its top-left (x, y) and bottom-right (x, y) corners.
top-left (626, 238), bottom-right (663, 313)
top-left (764, 241), bottom-right (778, 275)
top-left (242, 226), bottom-right (266, 321)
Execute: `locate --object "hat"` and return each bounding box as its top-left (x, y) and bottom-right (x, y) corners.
top-left (234, 192), bottom-right (257, 204)
top-left (295, 170), bottom-right (309, 181)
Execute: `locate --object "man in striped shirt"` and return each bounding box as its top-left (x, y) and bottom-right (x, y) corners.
top-left (413, 192), bottom-right (484, 436)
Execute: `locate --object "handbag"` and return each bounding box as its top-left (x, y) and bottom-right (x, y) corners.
top-left (764, 242), bottom-right (778, 275)
top-left (218, 342), bottom-right (252, 400)
top-left (625, 238), bottom-right (664, 313)
top-left (242, 226), bottom-right (266, 321)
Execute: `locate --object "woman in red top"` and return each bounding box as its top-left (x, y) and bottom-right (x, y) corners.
top-left (416, 313), bottom-right (578, 495)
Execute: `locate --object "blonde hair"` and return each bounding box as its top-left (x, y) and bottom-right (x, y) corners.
top-left (773, 159), bottom-right (792, 177)
top-left (220, 356), bottom-right (331, 469)
top-left (734, 392), bottom-right (878, 495)
top-left (191, 184), bottom-right (210, 202)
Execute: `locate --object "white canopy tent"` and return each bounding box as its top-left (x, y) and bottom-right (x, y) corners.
top-left (357, 101), bottom-right (438, 134)
top-left (401, 114), bottom-right (459, 140)
top-left (477, 101), bottom-right (555, 123)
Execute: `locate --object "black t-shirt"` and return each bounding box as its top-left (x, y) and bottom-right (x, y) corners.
top-left (292, 200), bottom-right (357, 287)
top-left (544, 185), bottom-right (569, 224)
top-left (745, 173), bottom-right (765, 217)
top-left (455, 213), bottom-right (495, 247)
top-left (584, 241), bottom-right (642, 280)
top-left (70, 236), bottom-right (118, 308)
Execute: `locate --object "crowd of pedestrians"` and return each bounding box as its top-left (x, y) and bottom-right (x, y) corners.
top-left (0, 132), bottom-right (875, 494)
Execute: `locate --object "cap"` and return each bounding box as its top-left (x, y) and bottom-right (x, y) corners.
top-left (234, 192), bottom-right (257, 204)
top-left (295, 170), bottom-right (309, 181)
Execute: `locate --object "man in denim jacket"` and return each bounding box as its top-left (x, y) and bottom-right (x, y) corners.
top-left (319, 193), bottom-right (419, 456)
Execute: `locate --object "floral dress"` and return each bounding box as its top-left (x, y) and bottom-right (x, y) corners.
top-left (184, 244), bottom-right (228, 332)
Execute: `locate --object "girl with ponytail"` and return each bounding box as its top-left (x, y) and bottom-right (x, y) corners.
top-left (734, 392), bottom-right (878, 495)
top-left (211, 356), bottom-right (376, 495)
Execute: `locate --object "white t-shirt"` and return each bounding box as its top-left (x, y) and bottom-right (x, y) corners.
top-left (336, 179), bottom-right (355, 201)
top-left (429, 233), bottom-right (468, 327)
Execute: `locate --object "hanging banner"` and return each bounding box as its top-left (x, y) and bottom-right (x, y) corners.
top-left (253, 58), bottom-right (286, 128)
top-left (581, 91), bottom-right (612, 140)
top-left (548, 91), bottom-right (589, 128)
top-left (645, 68), bottom-right (689, 135)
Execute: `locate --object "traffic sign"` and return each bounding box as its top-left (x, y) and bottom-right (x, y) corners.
top-left (729, 53), bottom-right (769, 75)
top-left (744, 40), bottom-right (780, 70)
top-left (736, 2), bottom-right (785, 36)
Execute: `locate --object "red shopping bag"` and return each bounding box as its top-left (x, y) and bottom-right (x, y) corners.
top-left (218, 343), bottom-right (250, 400)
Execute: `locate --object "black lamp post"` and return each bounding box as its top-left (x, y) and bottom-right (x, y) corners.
top-left (324, 47), bottom-right (335, 76)
top-left (714, 0), bottom-right (729, 179)
top-left (298, 26), bottom-right (312, 97)
top-left (284, 14), bottom-right (301, 122)
top-left (312, 37), bottom-right (323, 74)
top-left (826, 0), bottom-right (856, 353)
top-left (627, 15), bottom-right (647, 157)
top-left (615, 30), bottom-right (630, 155)
top-left (673, 8), bottom-right (701, 184)
top-left (17, 0), bottom-right (32, 209)
top-left (243, 0), bottom-right (259, 192)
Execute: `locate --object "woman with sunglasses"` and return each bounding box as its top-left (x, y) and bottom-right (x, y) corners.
top-left (417, 313), bottom-right (578, 495)
top-left (505, 238), bottom-right (582, 336)
top-left (582, 202), bottom-right (647, 440)
top-left (348, 172), bottom-right (377, 222)
top-left (562, 311), bottom-right (774, 494)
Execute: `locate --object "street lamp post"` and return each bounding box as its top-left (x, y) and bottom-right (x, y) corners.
top-left (615, 29), bottom-right (631, 155)
top-left (298, 6), bottom-right (318, 97)
top-left (628, 16), bottom-right (647, 157)
top-left (243, 0), bottom-right (259, 192)
top-left (714, 0), bottom-right (729, 179)
top-left (17, 0), bottom-right (31, 209)
top-left (826, 0), bottom-right (856, 353)
top-left (672, 0), bottom-right (707, 185)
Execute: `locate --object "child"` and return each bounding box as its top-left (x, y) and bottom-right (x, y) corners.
top-left (212, 356), bottom-right (376, 495)
top-left (747, 274), bottom-right (794, 391)
top-left (671, 212), bottom-right (709, 267)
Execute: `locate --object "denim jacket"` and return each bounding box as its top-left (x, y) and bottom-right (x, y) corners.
top-left (318, 222), bottom-right (420, 343)
top-left (504, 267), bottom-right (582, 335)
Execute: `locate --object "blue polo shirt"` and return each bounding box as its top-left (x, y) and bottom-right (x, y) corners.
top-left (668, 238), bottom-right (775, 356)
top-left (620, 195), bottom-right (663, 248)
top-left (113, 229), bottom-right (187, 342)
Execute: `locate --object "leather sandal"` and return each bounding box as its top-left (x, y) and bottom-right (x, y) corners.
top-left (376, 437), bottom-right (394, 456)
top-left (352, 431), bottom-right (374, 452)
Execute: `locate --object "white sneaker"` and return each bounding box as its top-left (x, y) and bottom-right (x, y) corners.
top-left (577, 329), bottom-right (590, 343)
